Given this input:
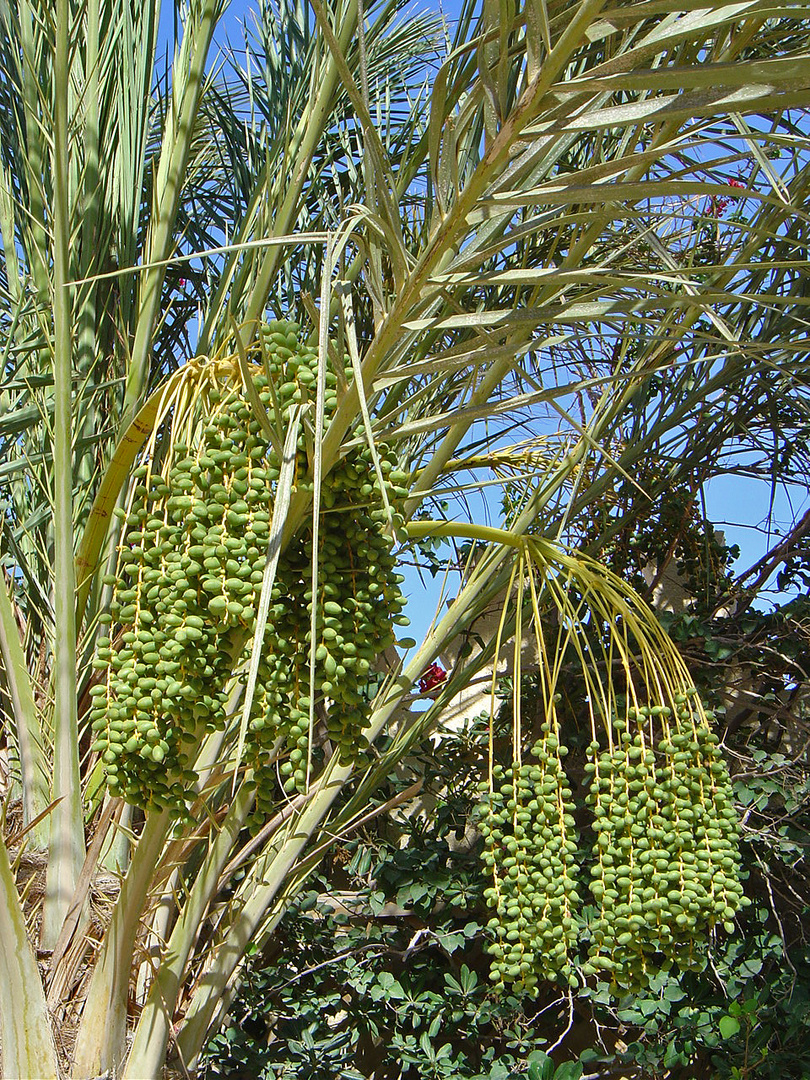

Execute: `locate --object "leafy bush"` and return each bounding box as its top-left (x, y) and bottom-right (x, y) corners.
top-left (202, 722), bottom-right (587, 1078)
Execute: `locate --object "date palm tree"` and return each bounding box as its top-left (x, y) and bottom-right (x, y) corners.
top-left (0, 0), bottom-right (809, 1076)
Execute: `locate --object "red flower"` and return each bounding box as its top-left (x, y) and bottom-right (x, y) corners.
top-left (707, 179), bottom-right (745, 218)
top-left (418, 662), bottom-right (447, 694)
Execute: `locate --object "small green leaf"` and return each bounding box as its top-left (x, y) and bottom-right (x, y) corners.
top-left (553, 1063), bottom-right (584, 1080)
top-left (739, 958), bottom-right (763, 978)
top-left (527, 1050), bottom-right (555, 1080)
top-left (719, 1016), bottom-right (741, 1040)
top-left (435, 930), bottom-right (463, 953)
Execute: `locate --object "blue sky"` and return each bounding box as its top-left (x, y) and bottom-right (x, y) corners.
top-left (159, 0), bottom-right (469, 61)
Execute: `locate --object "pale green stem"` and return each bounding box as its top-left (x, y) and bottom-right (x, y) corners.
top-left (0, 162), bottom-right (21, 303)
top-left (175, 763), bottom-right (351, 1066)
top-left (42, 0), bottom-right (84, 950)
top-left (0, 574), bottom-right (49, 842)
top-left (115, 0), bottom-right (160, 332)
top-left (121, 0), bottom-right (222, 427)
top-left (123, 785), bottom-right (256, 1080)
top-left (16, 0), bottom-right (50, 301)
top-left (135, 866), bottom-right (180, 1005)
top-left (197, 903), bottom-right (288, 1046)
top-left (71, 810), bottom-right (172, 1079)
top-left (74, 0), bottom-right (100, 505)
top-left (0, 836), bottom-right (59, 1079)
top-left (407, 519), bottom-right (522, 548)
top-left (231, 0), bottom-right (360, 342)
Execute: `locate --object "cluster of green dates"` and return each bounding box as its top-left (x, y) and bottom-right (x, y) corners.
top-left (479, 728), bottom-right (581, 991)
top-left (478, 694), bottom-right (745, 994)
top-left (89, 322), bottom-right (408, 815)
top-left (245, 328), bottom-right (409, 812)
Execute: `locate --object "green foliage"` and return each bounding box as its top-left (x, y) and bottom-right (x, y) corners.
top-left (201, 724), bottom-right (569, 1079)
top-left (580, 910), bottom-right (810, 1079)
top-left (527, 1054), bottom-right (583, 1080)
